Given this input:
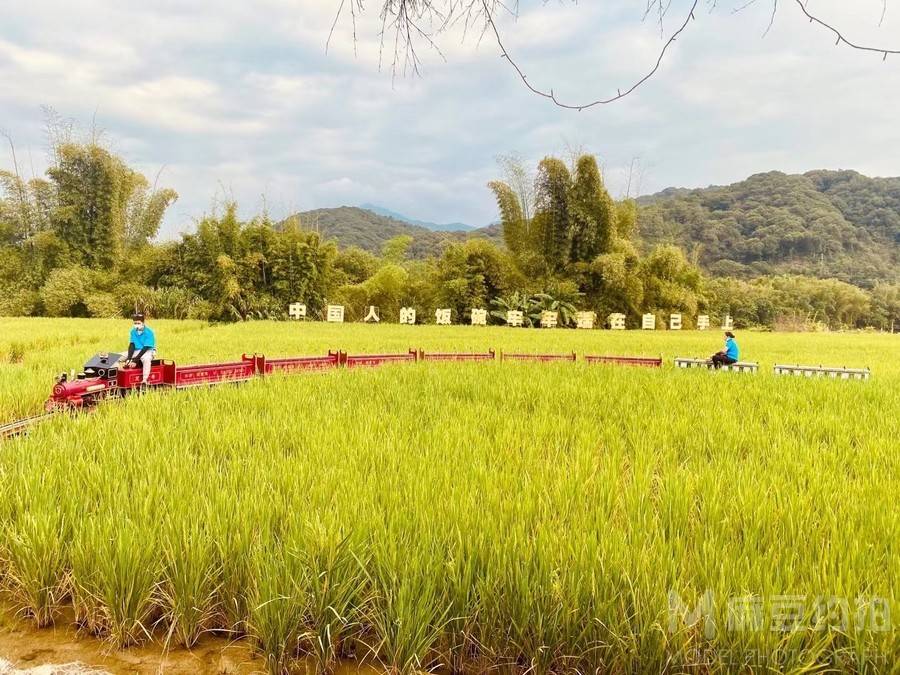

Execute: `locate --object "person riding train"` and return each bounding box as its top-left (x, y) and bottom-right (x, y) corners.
top-left (126, 313), bottom-right (156, 385)
top-left (710, 331), bottom-right (739, 369)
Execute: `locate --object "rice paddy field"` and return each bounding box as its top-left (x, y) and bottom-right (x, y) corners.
top-left (0, 318), bottom-right (898, 673)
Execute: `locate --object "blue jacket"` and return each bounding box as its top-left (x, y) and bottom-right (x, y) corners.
top-left (129, 325), bottom-right (156, 351)
top-left (725, 337), bottom-right (739, 360)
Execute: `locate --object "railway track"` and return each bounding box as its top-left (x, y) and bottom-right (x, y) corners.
top-left (0, 413), bottom-right (56, 440)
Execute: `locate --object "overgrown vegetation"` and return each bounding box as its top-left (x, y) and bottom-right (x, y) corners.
top-left (2, 128), bottom-right (898, 330)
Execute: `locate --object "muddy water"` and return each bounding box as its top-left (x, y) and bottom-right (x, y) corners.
top-left (0, 606), bottom-right (260, 674)
top-left (0, 604), bottom-right (381, 674)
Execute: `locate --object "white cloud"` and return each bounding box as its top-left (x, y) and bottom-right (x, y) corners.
top-left (1, 0), bottom-right (898, 236)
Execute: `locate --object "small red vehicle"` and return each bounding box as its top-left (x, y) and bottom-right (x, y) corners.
top-left (46, 351), bottom-right (343, 411)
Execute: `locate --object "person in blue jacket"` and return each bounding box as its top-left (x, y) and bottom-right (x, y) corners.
top-left (126, 313), bottom-right (156, 384)
top-left (711, 331), bottom-right (739, 368)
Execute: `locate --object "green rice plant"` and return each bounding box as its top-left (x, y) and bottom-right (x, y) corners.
top-left (207, 489), bottom-right (261, 633)
top-left (1, 505), bottom-right (70, 627)
top-left (365, 534), bottom-right (451, 675)
top-left (6, 341), bottom-right (25, 364)
top-left (246, 541), bottom-right (309, 675)
top-left (438, 529), bottom-right (488, 673)
top-left (68, 515), bottom-right (161, 647)
top-left (159, 514), bottom-right (221, 648)
top-left (0, 320), bottom-right (897, 672)
top-left (294, 521), bottom-right (370, 674)
top-left (0, 441), bottom-right (75, 629)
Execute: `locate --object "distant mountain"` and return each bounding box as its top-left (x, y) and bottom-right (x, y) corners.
top-left (286, 206), bottom-right (501, 258)
top-left (637, 170), bottom-right (900, 287)
top-left (359, 203), bottom-right (476, 232)
top-left (287, 171), bottom-right (899, 287)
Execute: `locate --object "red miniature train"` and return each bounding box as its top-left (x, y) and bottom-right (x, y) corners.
top-left (0, 347), bottom-right (663, 439)
top-left (47, 351), bottom-right (344, 410)
top-left (47, 347), bottom-right (664, 411)
top-left (46, 349), bottom-right (490, 411)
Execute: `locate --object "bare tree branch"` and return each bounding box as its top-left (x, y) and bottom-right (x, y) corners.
top-left (327, 0), bottom-right (358, 57)
top-left (480, 0), bottom-right (700, 110)
top-left (330, 0), bottom-right (508, 79)
top-left (331, 0), bottom-right (900, 110)
top-left (731, 0), bottom-right (762, 14)
top-left (1, 130), bottom-right (21, 181)
top-left (793, 0), bottom-right (900, 60)
top-left (763, 0), bottom-right (778, 38)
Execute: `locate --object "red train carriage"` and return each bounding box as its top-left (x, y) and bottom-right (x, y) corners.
top-left (46, 351), bottom-right (345, 410)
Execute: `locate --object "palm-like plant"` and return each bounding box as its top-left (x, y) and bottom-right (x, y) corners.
top-left (490, 291), bottom-right (583, 327)
top-left (489, 292), bottom-right (533, 326)
top-left (527, 293), bottom-right (578, 327)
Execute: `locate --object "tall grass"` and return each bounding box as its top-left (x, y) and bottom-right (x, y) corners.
top-left (0, 320), bottom-right (897, 672)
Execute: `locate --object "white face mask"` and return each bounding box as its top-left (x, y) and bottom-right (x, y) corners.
top-left (134, 323), bottom-right (144, 332)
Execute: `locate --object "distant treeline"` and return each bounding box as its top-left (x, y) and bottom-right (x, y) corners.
top-left (638, 170), bottom-right (900, 288)
top-left (1, 139), bottom-right (898, 330)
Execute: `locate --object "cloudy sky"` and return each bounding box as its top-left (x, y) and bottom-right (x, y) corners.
top-left (1, 0), bottom-right (898, 236)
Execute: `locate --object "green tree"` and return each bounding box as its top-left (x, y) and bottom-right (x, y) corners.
top-left (488, 180), bottom-right (528, 260)
top-left (48, 143), bottom-right (134, 268)
top-left (532, 157), bottom-right (572, 273)
top-left (382, 235), bottom-right (413, 263)
top-left (641, 245), bottom-right (704, 320)
top-left (527, 292), bottom-right (579, 327)
top-left (489, 154), bottom-right (535, 258)
top-left (39, 266), bottom-right (95, 316)
top-left (124, 180), bottom-right (178, 249)
top-left (568, 155), bottom-right (616, 263)
top-left (615, 199), bottom-right (637, 239)
top-left (489, 291), bottom-right (532, 326)
top-left (589, 239), bottom-right (645, 319)
top-left (871, 283), bottom-right (900, 330)
top-left (363, 264), bottom-right (409, 320)
top-left (431, 240), bottom-right (520, 319)
top-left (268, 224), bottom-right (336, 314)
top-left (0, 172), bottom-right (54, 243)
top-left (334, 246), bottom-right (380, 285)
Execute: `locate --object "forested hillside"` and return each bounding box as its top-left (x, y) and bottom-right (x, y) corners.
top-left (358, 203), bottom-right (476, 232)
top-left (637, 170), bottom-right (900, 287)
top-left (287, 207), bottom-right (502, 258)
top-left (303, 171), bottom-right (899, 289)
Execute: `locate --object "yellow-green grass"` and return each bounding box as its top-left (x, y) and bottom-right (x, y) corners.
top-left (0, 319), bottom-right (898, 673)
top-left (0, 318), bottom-right (895, 419)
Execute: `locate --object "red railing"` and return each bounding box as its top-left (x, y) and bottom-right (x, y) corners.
top-left (174, 360), bottom-right (257, 388)
top-left (418, 349), bottom-right (495, 362)
top-left (585, 355), bottom-right (662, 368)
top-left (343, 351), bottom-right (419, 368)
top-left (500, 352), bottom-right (577, 362)
top-left (266, 351), bottom-right (342, 374)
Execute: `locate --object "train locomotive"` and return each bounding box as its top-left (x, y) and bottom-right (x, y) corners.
top-left (48, 352), bottom-right (176, 410)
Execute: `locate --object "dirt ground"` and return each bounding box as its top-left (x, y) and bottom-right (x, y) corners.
top-left (0, 600), bottom-right (390, 675)
top-left (0, 605), bottom-right (263, 674)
